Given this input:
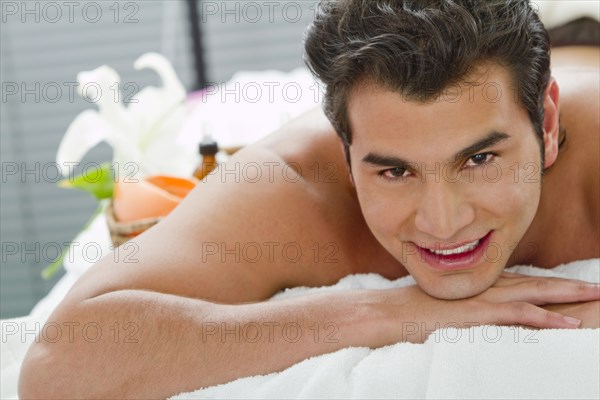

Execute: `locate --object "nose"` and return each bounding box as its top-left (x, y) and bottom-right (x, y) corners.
top-left (414, 180), bottom-right (475, 240)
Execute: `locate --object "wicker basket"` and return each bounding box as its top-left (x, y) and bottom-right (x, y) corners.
top-left (105, 201), bottom-right (162, 247)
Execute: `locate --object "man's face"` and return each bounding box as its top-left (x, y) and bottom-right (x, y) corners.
top-left (347, 65), bottom-right (547, 299)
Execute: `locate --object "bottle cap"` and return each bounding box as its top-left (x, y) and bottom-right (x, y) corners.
top-left (199, 135), bottom-right (219, 155)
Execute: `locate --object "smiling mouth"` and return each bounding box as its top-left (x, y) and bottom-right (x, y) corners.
top-left (426, 238), bottom-right (482, 256)
top-left (414, 231), bottom-right (493, 270)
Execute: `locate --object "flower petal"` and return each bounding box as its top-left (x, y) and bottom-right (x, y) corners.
top-left (129, 53), bottom-right (186, 140)
top-left (77, 65), bottom-right (135, 134)
top-left (56, 110), bottom-right (112, 175)
top-left (133, 53), bottom-right (186, 103)
top-left (129, 53), bottom-right (189, 167)
top-left (141, 106), bottom-right (197, 176)
top-left (76, 65), bottom-right (143, 171)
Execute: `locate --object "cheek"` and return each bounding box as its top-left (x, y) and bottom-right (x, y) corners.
top-left (355, 191), bottom-right (395, 235)
top-left (472, 162), bottom-right (541, 225)
top-left (354, 184), bottom-right (414, 240)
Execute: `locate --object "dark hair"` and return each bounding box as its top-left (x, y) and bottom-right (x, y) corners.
top-left (304, 0), bottom-right (554, 163)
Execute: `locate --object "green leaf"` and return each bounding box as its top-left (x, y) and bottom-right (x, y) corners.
top-left (58, 162), bottom-right (114, 200)
top-left (41, 248), bottom-right (67, 280)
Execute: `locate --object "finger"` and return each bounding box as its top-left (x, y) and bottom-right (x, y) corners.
top-left (498, 271), bottom-right (524, 278)
top-left (485, 279), bottom-right (600, 305)
top-left (493, 271), bottom-right (549, 286)
top-left (494, 302), bottom-right (582, 329)
top-left (496, 273), bottom-right (599, 287)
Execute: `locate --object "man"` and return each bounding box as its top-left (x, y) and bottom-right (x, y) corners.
top-left (19, 1), bottom-right (599, 398)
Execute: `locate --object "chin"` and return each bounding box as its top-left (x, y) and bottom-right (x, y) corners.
top-left (421, 281), bottom-right (487, 300)
top-left (414, 268), bottom-right (502, 300)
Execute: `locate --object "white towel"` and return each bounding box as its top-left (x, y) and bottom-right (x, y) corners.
top-left (172, 259), bottom-right (600, 399)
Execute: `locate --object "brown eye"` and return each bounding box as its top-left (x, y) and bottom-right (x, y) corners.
top-left (380, 167), bottom-right (409, 180)
top-left (466, 153), bottom-right (493, 167)
top-left (387, 167), bottom-right (407, 177)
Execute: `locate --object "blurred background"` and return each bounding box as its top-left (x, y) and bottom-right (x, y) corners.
top-left (1, 0), bottom-right (317, 318)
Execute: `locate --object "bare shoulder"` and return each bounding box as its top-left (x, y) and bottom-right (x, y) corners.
top-left (551, 46), bottom-right (599, 70)
top-left (551, 47), bottom-right (599, 131)
top-left (530, 59), bottom-right (600, 266)
top-left (553, 64), bottom-right (599, 218)
top-left (63, 109), bottom-right (372, 307)
top-left (511, 54), bottom-right (599, 266)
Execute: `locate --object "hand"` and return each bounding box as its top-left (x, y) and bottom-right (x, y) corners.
top-left (543, 300), bottom-right (600, 328)
top-left (375, 272), bottom-right (600, 344)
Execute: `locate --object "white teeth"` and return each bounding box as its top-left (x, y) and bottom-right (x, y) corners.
top-left (429, 239), bottom-right (480, 256)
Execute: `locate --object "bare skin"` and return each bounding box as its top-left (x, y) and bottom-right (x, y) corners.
top-left (19, 47), bottom-right (599, 399)
top-left (520, 47), bottom-right (599, 266)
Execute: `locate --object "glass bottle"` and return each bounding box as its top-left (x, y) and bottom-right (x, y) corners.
top-left (193, 135), bottom-right (219, 180)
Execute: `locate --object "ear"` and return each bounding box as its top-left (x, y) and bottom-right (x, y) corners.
top-left (542, 76), bottom-right (560, 169)
top-left (337, 138), bottom-right (355, 186)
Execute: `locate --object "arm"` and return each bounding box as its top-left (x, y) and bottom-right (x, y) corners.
top-left (18, 287), bottom-right (392, 398)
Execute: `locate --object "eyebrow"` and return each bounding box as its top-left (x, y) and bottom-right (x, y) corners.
top-left (361, 131), bottom-right (511, 168)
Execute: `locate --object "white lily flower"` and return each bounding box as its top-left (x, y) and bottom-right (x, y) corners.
top-left (56, 53), bottom-right (196, 180)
